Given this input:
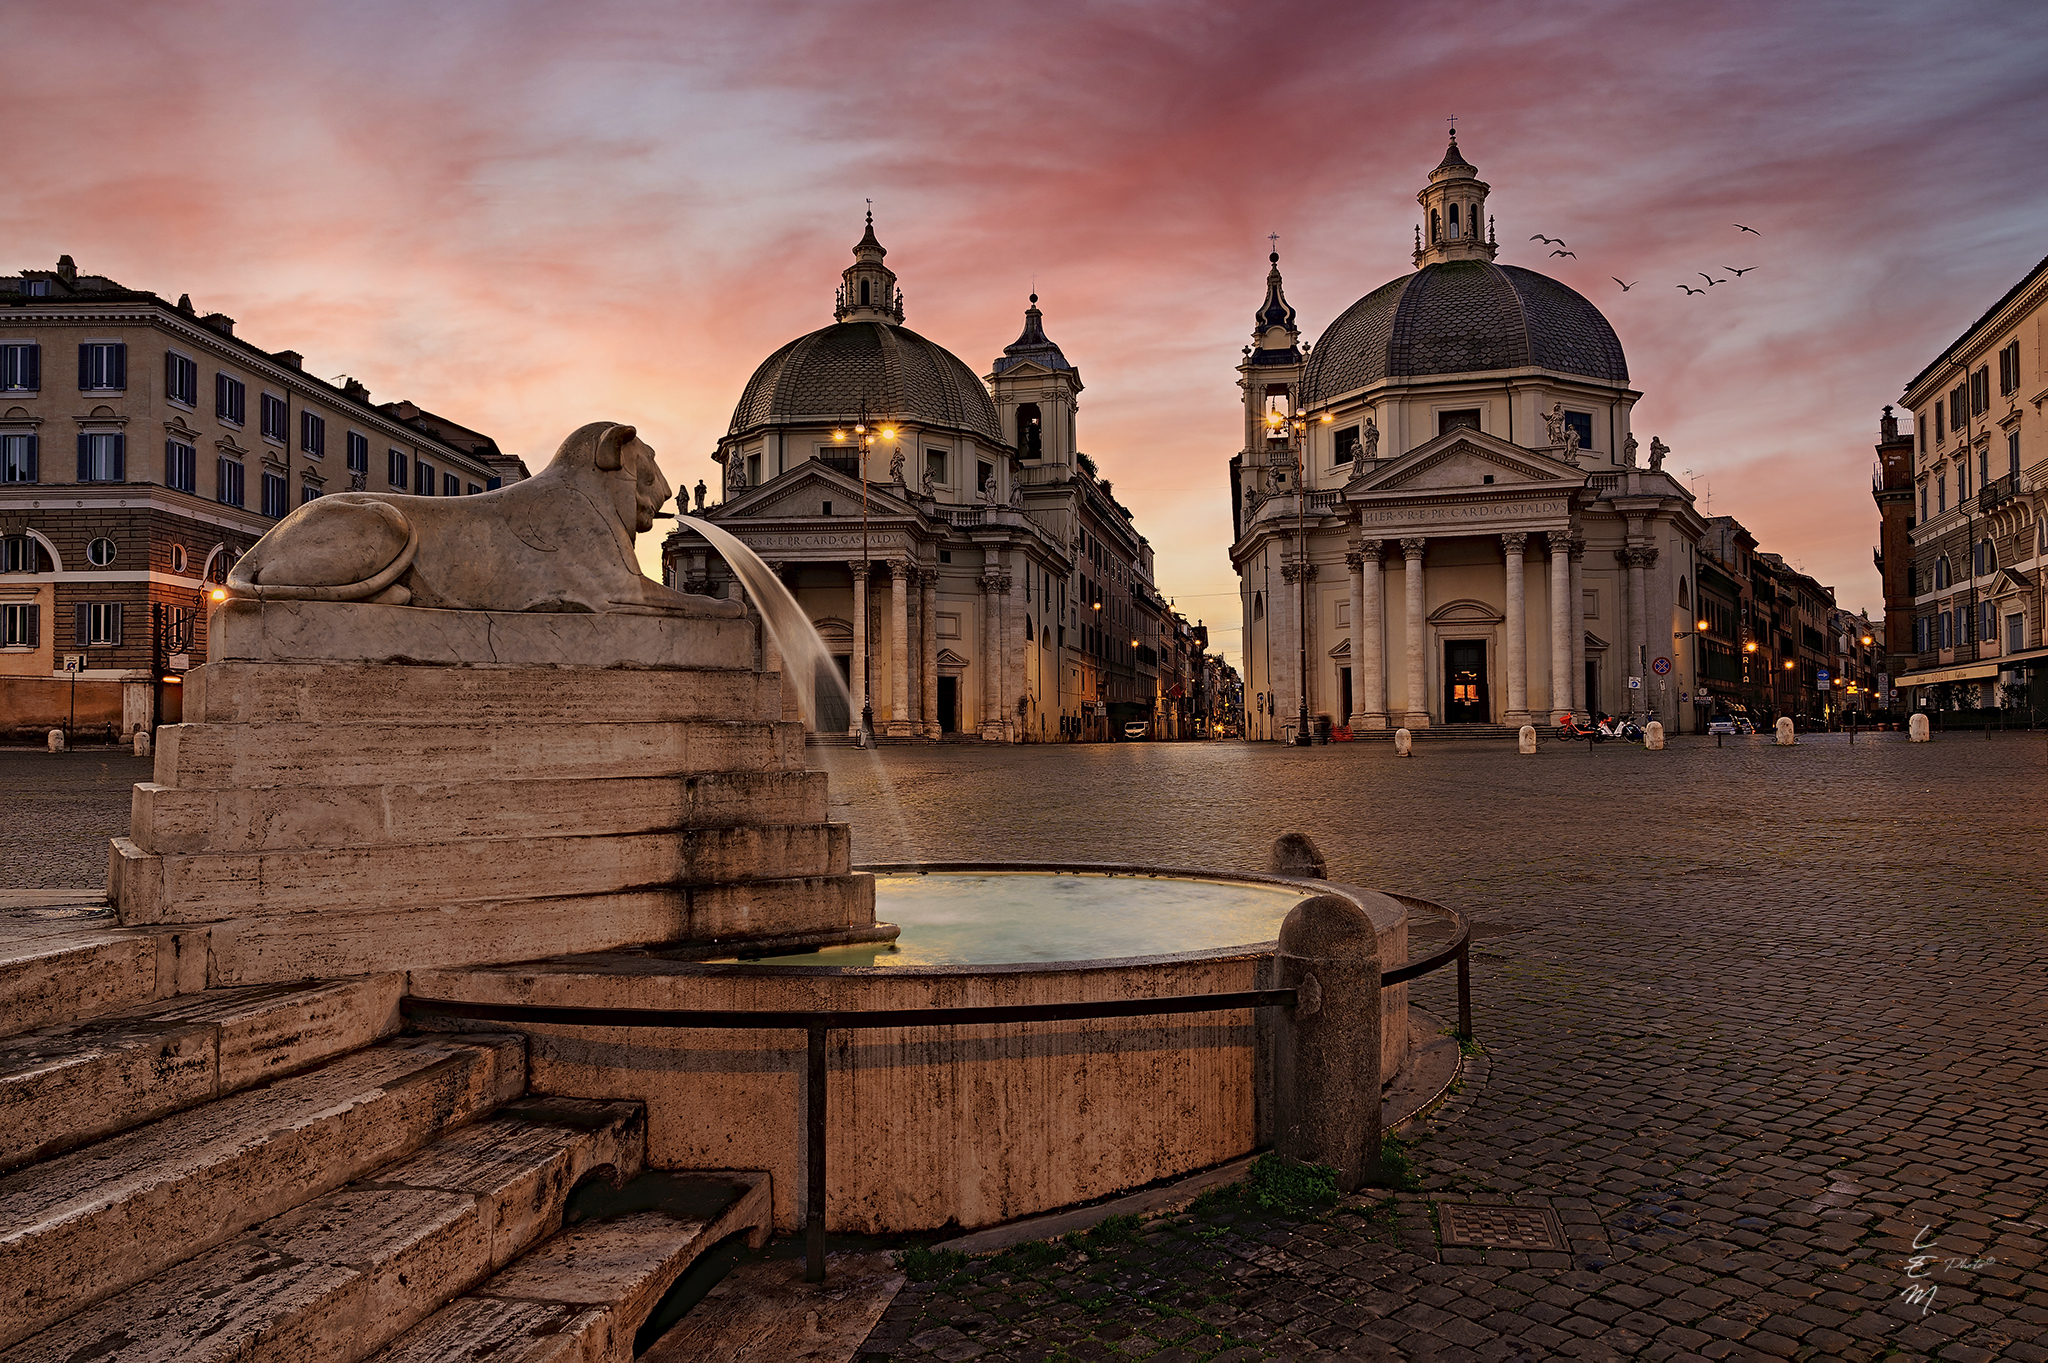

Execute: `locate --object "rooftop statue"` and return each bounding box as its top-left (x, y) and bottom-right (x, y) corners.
top-left (226, 421), bottom-right (733, 616)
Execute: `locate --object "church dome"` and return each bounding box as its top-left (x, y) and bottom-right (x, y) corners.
top-left (1301, 260), bottom-right (1628, 404)
top-left (727, 319), bottom-right (1006, 446)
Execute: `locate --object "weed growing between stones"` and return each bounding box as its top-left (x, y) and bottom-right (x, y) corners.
top-left (1243, 1150), bottom-right (1340, 1212)
top-left (1366, 1132), bottom-right (1421, 1190)
top-left (894, 1244), bottom-right (968, 1281)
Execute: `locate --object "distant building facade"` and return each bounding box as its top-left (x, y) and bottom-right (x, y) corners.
top-left (1894, 252), bottom-right (2048, 712)
top-left (664, 218), bottom-right (1182, 742)
top-left (0, 257), bottom-right (521, 739)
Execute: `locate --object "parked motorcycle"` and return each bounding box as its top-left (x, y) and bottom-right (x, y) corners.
top-left (1555, 714), bottom-right (1607, 743)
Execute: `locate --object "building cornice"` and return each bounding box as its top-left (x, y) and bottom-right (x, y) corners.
top-left (1901, 257), bottom-right (2048, 405)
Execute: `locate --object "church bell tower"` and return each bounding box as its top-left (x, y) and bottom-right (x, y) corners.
top-left (835, 211), bottom-right (905, 323)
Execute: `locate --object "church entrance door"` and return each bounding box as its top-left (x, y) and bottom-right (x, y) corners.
top-left (1444, 640), bottom-right (1490, 724)
top-left (818, 657), bottom-right (851, 733)
top-left (937, 676), bottom-right (958, 733)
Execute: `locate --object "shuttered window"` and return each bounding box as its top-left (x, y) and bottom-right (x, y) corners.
top-left (0, 343), bottom-right (38, 391)
top-left (74, 602), bottom-right (123, 646)
top-left (0, 603), bottom-right (36, 647)
top-left (415, 461), bottom-right (434, 495)
top-left (261, 470), bottom-right (289, 519)
top-left (216, 374), bottom-right (246, 425)
top-left (346, 432), bottom-right (369, 473)
top-left (217, 457), bottom-right (245, 507)
top-left (165, 352), bottom-right (198, 406)
top-left (259, 394), bottom-right (288, 442)
top-left (0, 433), bottom-right (35, 483)
top-left (165, 440), bottom-right (197, 493)
top-left (388, 448), bottom-right (408, 487)
top-left (76, 432), bottom-right (124, 482)
top-left (443, 471), bottom-right (460, 497)
top-left (77, 343), bottom-right (126, 391)
top-left (299, 410), bottom-right (325, 458)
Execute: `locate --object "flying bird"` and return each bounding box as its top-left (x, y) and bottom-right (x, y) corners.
top-left (1612, 278), bottom-right (1638, 291)
top-left (1734, 224), bottom-right (1761, 235)
top-left (1724, 265), bottom-right (1756, 275)
top-left (1699, 273), bottom-right (1725, 286)
top-left (1530, 234), bottom-right (1564, 245)
top-left (1677, 284), bottom-right (1704, 294)
top-left (1551, 249), bottom-right (1576, 258)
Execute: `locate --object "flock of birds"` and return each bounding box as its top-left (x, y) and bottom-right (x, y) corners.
top-left (1526, 224), bottom-right (1762, 295)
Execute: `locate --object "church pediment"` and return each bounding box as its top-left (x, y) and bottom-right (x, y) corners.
top-left (718, 463), bottom-right (920, 522)
top-left (1349, 430), bottom-right (1585, 496)
top-left (935, 647), bottom-right (972, 670)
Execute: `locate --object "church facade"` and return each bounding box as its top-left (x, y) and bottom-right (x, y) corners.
top-left (1231, 136), bottom-right (1710, 738)
top-left (664, 217), bottom-right (1167, 742)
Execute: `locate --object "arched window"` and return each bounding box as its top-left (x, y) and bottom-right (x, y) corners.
top-left (860, 280), bottom-right (871, 305)
top-left (1430, 209), bottom-right (1440, 243)
top-left (1678, 578), bottom-right (1690, 609)
top-left (1017, 403), bottom-right (1043, 460)
top-left (1448, 203), bottom-right (1460, 239)
top-left (1252, 591), bottom-right (1265, 622)
top-left (1934, 556), bottom-right (1950, 589)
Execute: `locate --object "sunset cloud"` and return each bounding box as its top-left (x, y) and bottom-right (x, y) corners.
top-left (7, 0), bottom-right (2045, 663)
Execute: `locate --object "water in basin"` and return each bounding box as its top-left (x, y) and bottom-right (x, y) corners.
top-left (725, 871), bottom-right (1309, 967)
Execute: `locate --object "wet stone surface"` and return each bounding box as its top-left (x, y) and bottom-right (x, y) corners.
top-left (817, 735), bottom-right (2048, 1362)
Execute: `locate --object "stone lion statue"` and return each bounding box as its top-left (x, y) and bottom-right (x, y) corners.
top-left (227, 421), bottom-right (734, 616)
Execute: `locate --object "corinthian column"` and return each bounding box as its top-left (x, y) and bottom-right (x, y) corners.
top-left (1622, 533), bottom-right (1654, 715)
top-left (1401, 537), bottom-right (1429, 728)
top-left (1346, 547), bottom-right (1367, 729)
top-left (1359, 539), bottom-right (1387, 729)
top-left (1568, 536), bottom-right (1587, 711)
top-left (980, 572), bottom-right (1002, 740)
top-left (888, 561), bottom-right (911, 737)
top-left (1502, 532), bottom-right (1529, 724)
top-left (920, 568), bottom-right (939, 738)
top-left (848, 561), bottom-right (870, 737)
top-left (1548, 533), bottom-right (1572, 722)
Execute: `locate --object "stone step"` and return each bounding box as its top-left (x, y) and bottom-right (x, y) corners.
top-left (186, 661), bottom-right (784, 728)
top-left (1349, 724), bottom-right (1527, 740)
top-left (0, 974), bottom-right (401, 1173)
top-left (0, 1033), bottom-right (523, 1349)
top-left (198, 874), bottom-right (876, 990)
top-left (155, 719), bottom-right (809, 790)
top-left (3, 1097), bottom-right (645, 1363)
top-left (367, 1173), bottom-right (772, 1363)
top-left (130, 769), bottom-right (832, 857)
top-left (0, 908), bottom-right (205, 1042)
top-left (112, 825), bottom-right (854, 924)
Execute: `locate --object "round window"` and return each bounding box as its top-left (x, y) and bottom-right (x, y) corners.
top-left (86, 537), bottom-right (116, 567)
top-left (170, 543), bottom-right (187, 573)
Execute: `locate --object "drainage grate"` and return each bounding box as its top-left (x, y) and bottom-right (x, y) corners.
top-left (1438, 1204), bottom-right (1566, 1251)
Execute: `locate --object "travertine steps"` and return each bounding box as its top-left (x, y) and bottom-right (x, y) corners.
top-left (0, 1032), bottom-right (523, 1349)
top-left (369, 1175), bottom-right (772, 1363)
top-left (0, 974), bottom-right (401, 1172)
top-left (4, 1097), bottom-right (645, 1363)
top-left (0, 909), bottom-right (204, 1042)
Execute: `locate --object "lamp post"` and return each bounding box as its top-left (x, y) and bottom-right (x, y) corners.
top-left (1744, 638), bottom-right (1760, 725)
top-left (1783, 657), bottom-right (1796, 728)
top-left (831, 408), bottom-right (897, 747)
top-left (1266, 405), bottom-right (1332, 746)
top-left (1673, 616), bottom-right (1712, 733)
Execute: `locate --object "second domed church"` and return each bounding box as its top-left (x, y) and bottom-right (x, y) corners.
top-left (1233, 134), bottom-right (1708, 738)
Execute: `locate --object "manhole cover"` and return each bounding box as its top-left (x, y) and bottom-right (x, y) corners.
top-left (1438, 1204), bottom-right (1565, 1251)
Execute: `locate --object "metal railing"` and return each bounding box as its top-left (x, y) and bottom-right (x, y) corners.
top-left (402, 885), bottom-right (1472, 1285)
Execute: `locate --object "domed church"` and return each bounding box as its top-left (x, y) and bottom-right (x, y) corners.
top-left (1231, 134), bottom-right (1709, 739)
top-left (667, 215), bottom-right (1165, 742)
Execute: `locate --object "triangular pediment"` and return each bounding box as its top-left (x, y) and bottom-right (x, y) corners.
top-left (1328, 637), bottom-right (1351, 658)
top-left (715, 462), bottom-right (921, 522)
top-left (1584, 630), bottom-right (1609, 650)
top-left (1348, 429), bottom-right (1587, 496)
top-left (1995, 567), bottom-right (2033, 594)
top-left (935, 648), bottom-right (972, 669)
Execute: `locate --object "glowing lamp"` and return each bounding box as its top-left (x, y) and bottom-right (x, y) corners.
top-left (210, 588), bottom-right (227, 601)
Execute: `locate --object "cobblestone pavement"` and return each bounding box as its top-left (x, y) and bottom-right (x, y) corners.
top-left (817, 734), bottom-right (2048, 1363)
top-left (0, 749), bottom-right (151, 891)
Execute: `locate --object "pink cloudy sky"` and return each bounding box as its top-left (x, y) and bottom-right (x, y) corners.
top-left (9, 0), bottom-right (2047, 667)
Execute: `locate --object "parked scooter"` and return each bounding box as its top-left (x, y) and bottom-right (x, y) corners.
top-left (1555, 713), bottom-right (1608, 743)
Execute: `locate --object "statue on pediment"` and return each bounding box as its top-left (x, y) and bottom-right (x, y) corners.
top-left (1362, 416), bottom-right (1379, 461)
top-left (1648, 437), bottom-right (1669, 472)
top-left (1622, 433), bottom-right (1639, 468)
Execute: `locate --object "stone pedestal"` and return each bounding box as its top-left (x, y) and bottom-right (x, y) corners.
top-left (109, 599), bottom-right (882, 988)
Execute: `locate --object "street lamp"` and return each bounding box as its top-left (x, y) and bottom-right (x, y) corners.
top-left (1673, 617), bottom-right (1712, 732)
top-left (1265, 405), bottom-right (1333, 746)
top-left (831, 410), bottom-right (897, 746)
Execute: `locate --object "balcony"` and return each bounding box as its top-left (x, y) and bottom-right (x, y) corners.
top-left (1980, 473), bottom-right (2017, 512)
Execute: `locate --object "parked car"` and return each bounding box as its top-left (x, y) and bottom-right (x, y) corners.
top-left (1707, 716), bottom-right (1739, 735)
top-left (1122, 720), bottom-right (1150, 740)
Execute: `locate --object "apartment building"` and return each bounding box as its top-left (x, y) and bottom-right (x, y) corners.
top-left (0, 256), bottom-right (524, 739)
top-left (1896, 252), bottom-right (2048, 710)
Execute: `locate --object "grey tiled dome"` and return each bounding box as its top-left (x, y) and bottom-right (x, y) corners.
top-left (1301, 261), bottom-right (1628, 403)
top-left (729, 321), bottom-right (1004, 446)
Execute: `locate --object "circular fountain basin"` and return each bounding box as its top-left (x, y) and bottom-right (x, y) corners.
top-left (729, 871), bottom-right (1315, 968)
top-left (414, 863), bottom-right (1412, 1236)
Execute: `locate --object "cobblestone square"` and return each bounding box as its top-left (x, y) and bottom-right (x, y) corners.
top-left (813, 734), bottom-right (2048, 1362)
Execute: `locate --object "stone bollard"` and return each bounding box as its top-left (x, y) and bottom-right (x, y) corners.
top-left (1268, 832), bottom-right (1328, 880)
top-left (46, 728), bottom-right (64, 753)
top-left (1644, 721), bottom-right (1665, 750)
top-left (1775, 717), bottom-right (1796, 745)
top-left (1909, 713), bottom-right (1930, 742)
top-left (133, 728), bottom-right (153, 758)
top-left (1274, 894), bottom-right (1383, 1193)
top-left (1393, 728), bottom-right (1413, 757)
top-left (1518, 725), bottom-right (1536, 754)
